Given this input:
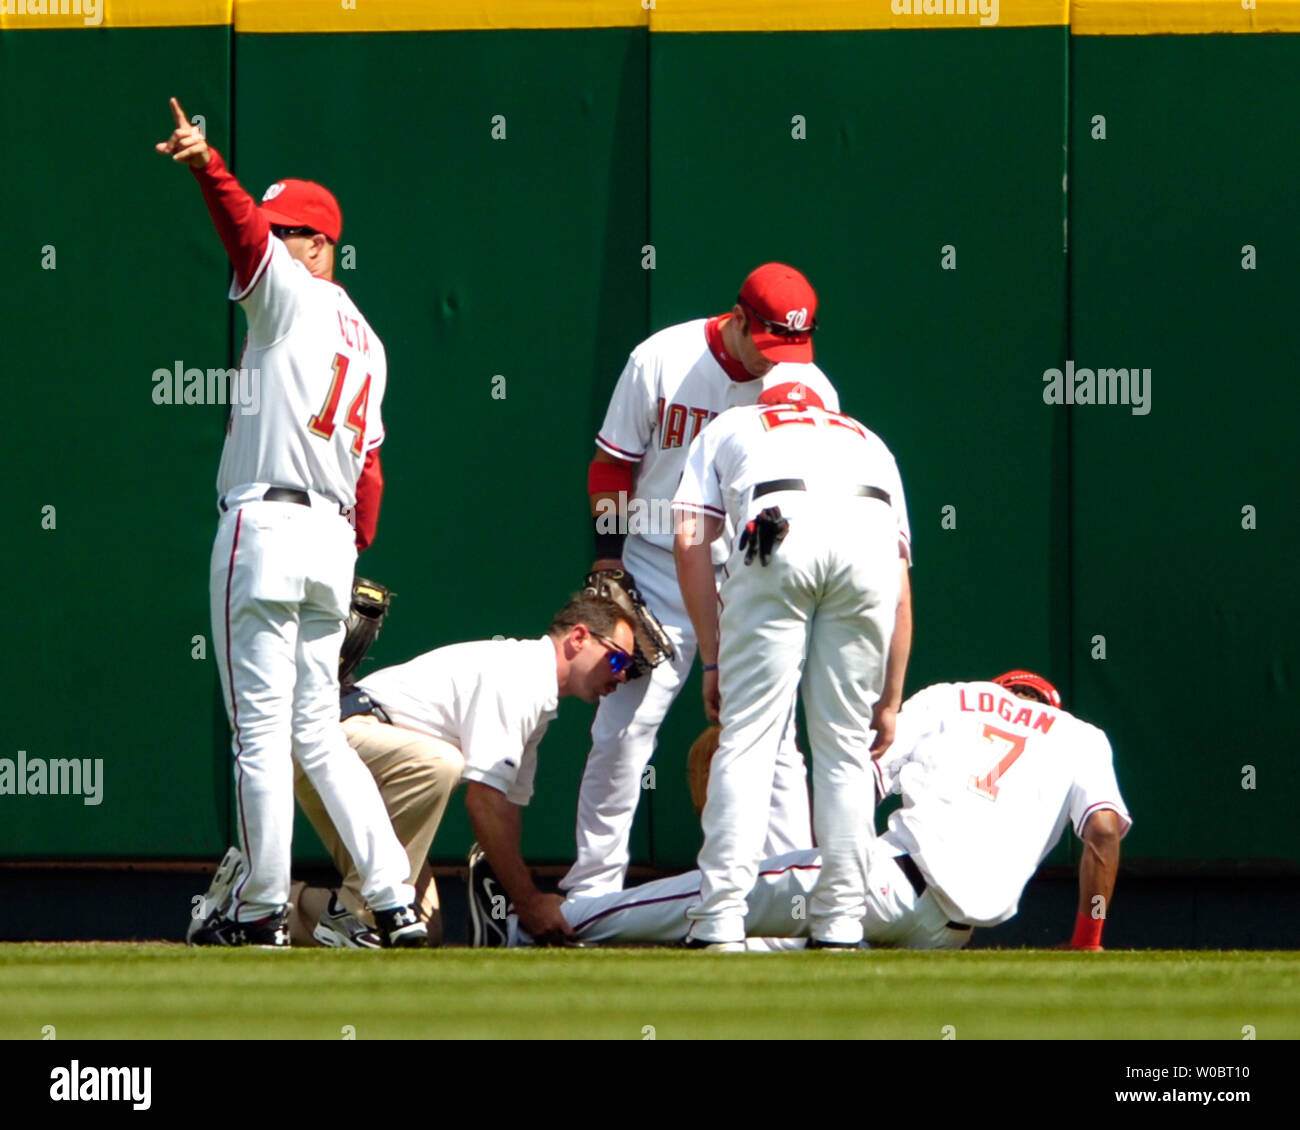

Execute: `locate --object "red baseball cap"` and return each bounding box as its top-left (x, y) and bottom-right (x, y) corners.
top-left (758, 380), bottom-right (825, 411)
top-left (737, 263), bottom-right (818, 363)
top-left (260, 178), bottom-right (342, 243)
top-left (992, 670), bottom-right (1062, 709)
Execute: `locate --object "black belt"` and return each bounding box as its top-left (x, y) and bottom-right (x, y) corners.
top-left (753, 478), bottom-right (891, 505)
top-left (220, 487), bottom-right (345, 513)
top-left (340, 688), bottom-right (392, 724)
top-left (894, 854), bottom-right (972, 932)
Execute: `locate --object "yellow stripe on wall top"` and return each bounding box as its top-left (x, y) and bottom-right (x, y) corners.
top-left (235, 0), bottom-right (643, 33)
top-left (654, 1), bottom-right (1065, 33)
top-left (4, 0), bottom-right (1300, 34)
top-left (1073, 0), bottom-right (1300, 35)
top-left (235, 0), bottom-right (1067, 34)
top-left (0, 0), bottom-right (229, 28)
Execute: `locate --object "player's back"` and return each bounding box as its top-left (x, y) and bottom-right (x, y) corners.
top-left (217, 238), bottom-right (387, 508)
top-left (706, 401), bottom-right (905, 532)
top-left (880, 681), bottom-right (1128, 926)
top-left (600, 319), bottom-right (837, 559)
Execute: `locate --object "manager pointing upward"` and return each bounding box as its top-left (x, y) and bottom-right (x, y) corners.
top-left (156, 96), bottom-right (424, 947)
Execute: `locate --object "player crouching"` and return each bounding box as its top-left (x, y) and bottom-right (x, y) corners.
top-left (188, 588), bottom-right (638, 948)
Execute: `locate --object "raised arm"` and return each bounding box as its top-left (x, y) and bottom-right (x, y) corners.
top-left (155, 95), bottom-right (269, 294)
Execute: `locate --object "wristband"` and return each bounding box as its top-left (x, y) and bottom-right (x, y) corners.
top-left (1070, 909), bottom-right (1105, 950)
top-left (592, 516), bottom-right (626, 561)
top-left (588, 457), bottom-right (634, 495)
top-left (702, 663), bottom-right (718, 672)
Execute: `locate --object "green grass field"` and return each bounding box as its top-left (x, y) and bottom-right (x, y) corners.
top-left (2, 946), bottom-right (1297, 1040)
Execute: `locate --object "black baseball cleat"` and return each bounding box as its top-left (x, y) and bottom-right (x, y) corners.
top-left (681, 936), bottom-right (746, 953)
top-left (807, 938), bottom-right (867, 951)
top-left (373, 904), bottom-right (428, 948)
top-left (467, 842), bottom-right (509, 947)
top-left (188, 909), bottom-right (290, 948)
top-left (185, 846), bottom-right (246, 944)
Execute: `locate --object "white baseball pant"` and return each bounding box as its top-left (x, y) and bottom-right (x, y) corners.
top-left (562, 536), bottom-right (812, 898)
top-left (686, 498), bottom-right (901, 945)
top-left (543, 839), bottom-right (971, 951)
top-left (210, 495), bottom-right (415, 922)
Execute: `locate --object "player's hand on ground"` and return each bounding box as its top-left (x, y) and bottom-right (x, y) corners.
top-left (155, 96), bottom-right (210, 168)
top-left (869, 702), bottom-right (897, 757)
top-left (517, 892), bottom-right (576, 946)
top-left (702, 667), bottom-right (720, 724)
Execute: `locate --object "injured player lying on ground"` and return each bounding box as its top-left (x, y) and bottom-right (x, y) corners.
top-left (468, 671), bottom-right (1130, 951)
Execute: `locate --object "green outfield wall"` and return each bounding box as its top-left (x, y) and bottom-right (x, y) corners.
top-left (2, 2), bottom-right (1295, 876)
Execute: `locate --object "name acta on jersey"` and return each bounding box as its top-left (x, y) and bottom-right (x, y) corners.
top-left (656, 398), bottom-right (716, 449)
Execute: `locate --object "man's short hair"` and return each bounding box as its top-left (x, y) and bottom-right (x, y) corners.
top-left (548, 594), bottom-right (636, 642)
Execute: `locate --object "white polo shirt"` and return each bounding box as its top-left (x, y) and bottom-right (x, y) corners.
top-left (356, 636), bottom-right (559, 806)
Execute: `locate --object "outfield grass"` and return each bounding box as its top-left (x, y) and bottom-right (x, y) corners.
top-left (1, 945), bottom-right (1296, 1040)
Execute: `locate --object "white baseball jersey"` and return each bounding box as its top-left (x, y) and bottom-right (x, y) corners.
top-left (595, 318), bottom-right (838, 562)
top-left (217, 237), bottom-right (387, 507)
top-left (874, 682), bottom-right (1132, 927)
top-left (672, 401), bottom-right (911, 561)
top-left (357, 637), bottom-right (559, 806)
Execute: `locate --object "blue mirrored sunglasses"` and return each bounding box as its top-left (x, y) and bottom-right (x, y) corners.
top-left (590, 631), bottom-right (634, 675)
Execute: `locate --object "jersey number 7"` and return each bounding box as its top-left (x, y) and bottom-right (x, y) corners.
top-left (308, 353), bottom-right (372, 457)
top-left (969, 724), bottom-right (1028, 801)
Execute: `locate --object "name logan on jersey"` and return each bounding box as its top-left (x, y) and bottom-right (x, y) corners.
top-left (958, 689), bottom-right (1056, 734)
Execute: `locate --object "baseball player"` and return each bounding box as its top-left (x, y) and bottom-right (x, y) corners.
top-left (157, 97), bottom-right (424, 947)
top-left (478, 673), bottom-right (1130, 951)
top-left (672, 381), bottom-right (913, 949)
top-left (565, 263), bottom-right (840, 899)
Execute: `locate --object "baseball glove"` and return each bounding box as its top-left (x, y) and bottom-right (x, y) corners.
top-left (739, 506), bottom-right (789, 566)
top-left (687, 725), bottom-right (720, 816)
top-left (339, 576), bottom-right (392, 690)
top-left (582, 568), bottom-right (675, 680)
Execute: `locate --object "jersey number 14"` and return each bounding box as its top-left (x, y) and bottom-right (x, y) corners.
top-left (308, 353), bottom-right (372, 456)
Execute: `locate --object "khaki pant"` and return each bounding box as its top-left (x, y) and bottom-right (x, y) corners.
top-left (293, 714), bottom-right (465, 944)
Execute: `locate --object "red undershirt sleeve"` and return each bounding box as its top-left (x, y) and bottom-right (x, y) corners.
top-left (190, 146), bottom-right (270, 295)
top-left (353, 449), bottom-right (384, 552)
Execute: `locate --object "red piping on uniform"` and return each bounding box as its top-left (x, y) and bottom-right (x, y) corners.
top-left (757, 862), bottom-right (821, 879)
top-left (595, 435), bottom-right (643, 462)
top-left (570, 890), bottom-right (699, 933)
top-left (1077, 800), bottom-right (1126, 834)
top-left (872, 759), bottom-right (887, 797)
top-left (569, 861), bottom-right (823, 934)
top-left (224, 511), bottom-right (251, 918)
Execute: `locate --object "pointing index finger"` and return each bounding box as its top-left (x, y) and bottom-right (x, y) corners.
top-left (169, 96), bottom-right (190, 129)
